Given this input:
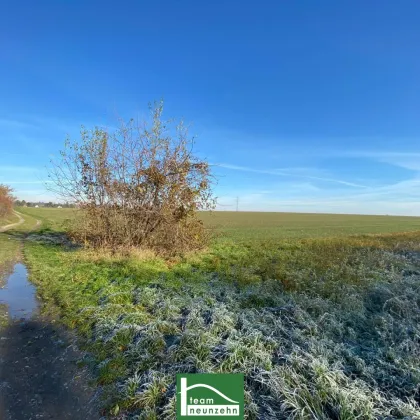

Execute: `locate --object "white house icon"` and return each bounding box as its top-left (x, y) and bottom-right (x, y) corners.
top-left (179, 377), bottom-right (240, 416)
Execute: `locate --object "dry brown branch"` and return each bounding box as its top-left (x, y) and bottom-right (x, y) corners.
top-left (0, 185), bottom-right (14, 218)
top-left (48, 101), bottom-right (215, 254)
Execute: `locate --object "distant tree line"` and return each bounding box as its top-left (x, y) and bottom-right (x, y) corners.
top-left (14, 200), bottom-right (76, 208)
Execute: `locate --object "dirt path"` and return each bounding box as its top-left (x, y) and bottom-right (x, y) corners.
top-left (0, 212), bottom-right (25, 233)
top-left (0, 217), bottom-right (101, 419)
top-left (0, 320), bottom-right (100, 419)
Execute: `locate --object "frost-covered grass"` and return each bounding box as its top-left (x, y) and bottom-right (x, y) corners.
top-left (24, 231), bottom-right (420, 418)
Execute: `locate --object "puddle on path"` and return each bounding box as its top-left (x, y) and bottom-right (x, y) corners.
top-left (0, 263), bottom-right (39, 320)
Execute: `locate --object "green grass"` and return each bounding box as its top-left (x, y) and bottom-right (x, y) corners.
top-left (0, 232), bottom-right (20, 274)
top-left (16, 207), bottom-right (75, 231)
top-left (20, 207), bottom-right (420, 418)
top-left (0, 212), bottom-right (20, 227)
top-left (200, 211), bottom-right (420, 241)
top-left (0, 209), bottom-right (41, 282)
top-left (16, 207), bottom-right (420, 242)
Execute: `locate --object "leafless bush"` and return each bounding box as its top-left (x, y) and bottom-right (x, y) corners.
top-left (0, 184), bottom-right (14, 218)
top-left (48, 102), bottom-right (215, 254)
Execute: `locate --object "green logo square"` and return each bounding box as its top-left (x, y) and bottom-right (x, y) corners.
top-left (176, 373), bottom-right (244, 419)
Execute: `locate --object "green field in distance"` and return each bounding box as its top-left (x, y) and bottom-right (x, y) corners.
top-left (17, 207), bottom-right (420, 241)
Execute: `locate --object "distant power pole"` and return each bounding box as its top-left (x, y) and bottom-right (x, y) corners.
top-left (236, 196), bottom-right (239, 212)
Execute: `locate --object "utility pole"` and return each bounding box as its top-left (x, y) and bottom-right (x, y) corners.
top-left (236, 196), bottom-right (239, 212)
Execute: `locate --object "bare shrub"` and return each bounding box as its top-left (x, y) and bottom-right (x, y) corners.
top-left (0, 184), bottom-right (14, 218)
top-left (48, 102), bottom-right (215, 254)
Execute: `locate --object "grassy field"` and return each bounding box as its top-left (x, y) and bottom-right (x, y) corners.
top-left (200, 211), bottom-right (420, 241)
top-left (0, 212), bottom-right (20, 227)
top-left (15, 207), bottom-right (75, 231)
top-left (13, 207), bottom-right (420, 418)
top-left (17, 207), bottom-right (420, 240)
top-left (0, 210), bottom-right (40, 280)
top-left (0, 212), bottom-right (21, 274)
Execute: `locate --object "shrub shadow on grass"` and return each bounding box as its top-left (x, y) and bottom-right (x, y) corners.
top-left (26, 231), bottom-right (80, 249)
top-left (4, 225), bottom-right (79, 250)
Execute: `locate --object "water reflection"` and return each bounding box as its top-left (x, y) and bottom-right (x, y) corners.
top-left (0, 263), bottom-right (39, 320)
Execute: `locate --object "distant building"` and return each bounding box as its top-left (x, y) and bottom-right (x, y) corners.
top-left (57, 206), bottom-right (62, 208)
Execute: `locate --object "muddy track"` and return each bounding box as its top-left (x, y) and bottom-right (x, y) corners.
top-left (0, 216), bottom-right (101, 419)
top-left (0, 320), bottom-right (100, 419)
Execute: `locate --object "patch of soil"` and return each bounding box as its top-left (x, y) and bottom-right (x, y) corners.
top-left (0, 318), bottom-right (100, 420)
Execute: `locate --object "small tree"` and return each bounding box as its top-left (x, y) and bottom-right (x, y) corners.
top-left (0, 185), bottom-right (14, 218)
top-left (48, 101), bottom-right (215, 254)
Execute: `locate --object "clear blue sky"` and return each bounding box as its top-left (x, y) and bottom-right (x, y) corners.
top-left (1, 1), bottom-right (420, 214)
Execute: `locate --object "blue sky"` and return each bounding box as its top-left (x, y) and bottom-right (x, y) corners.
top-left (1, 1), bottom-right (420, 214)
